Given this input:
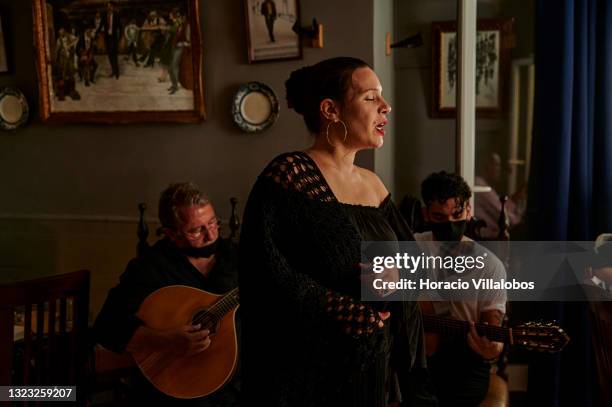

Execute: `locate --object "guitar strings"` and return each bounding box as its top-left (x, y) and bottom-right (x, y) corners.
top-left (423, 316), bottom-right (508, 342)
top-left (192, 289), bottom-right (239, 327)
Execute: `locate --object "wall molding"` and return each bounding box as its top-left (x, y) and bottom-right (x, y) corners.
top-left (0, 213), bottom-right (158, 224)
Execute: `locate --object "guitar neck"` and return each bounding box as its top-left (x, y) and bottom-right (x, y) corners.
top-left (209, 287), bottom-right (239, 318)
top-left (209, 287), bottom-right (240, 318)
top-left (423, 314), bottom-right (510, 344)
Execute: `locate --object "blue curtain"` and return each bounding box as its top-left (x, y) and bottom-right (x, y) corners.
top-left (528, 0), bottom-right (612, 405)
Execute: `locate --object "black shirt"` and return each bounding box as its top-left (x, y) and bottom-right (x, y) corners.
top-left (238, 152), bottom-right (436, 407)
top-left (93, 237), bottom-right (240, 406)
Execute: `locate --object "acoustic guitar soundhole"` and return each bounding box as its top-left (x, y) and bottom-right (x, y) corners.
top-left (192, 309), bottom-right (220, 334)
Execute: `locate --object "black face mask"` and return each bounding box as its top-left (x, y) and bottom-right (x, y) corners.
top-left (430, 220), bottom-right (467, 242)
top-left (180, 239), bottom-right (219, 258)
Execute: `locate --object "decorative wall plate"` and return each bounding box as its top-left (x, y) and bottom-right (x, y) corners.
top-left (0, 87), bottom-right (29, 130)
top-left (232, 82), bottom-right (279, 133)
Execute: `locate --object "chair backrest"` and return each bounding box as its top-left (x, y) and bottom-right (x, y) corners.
top-left (0, 270), bottom-right (90, 390)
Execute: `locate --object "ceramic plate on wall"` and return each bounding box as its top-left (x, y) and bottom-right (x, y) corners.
top-left (0, 87), bottom-right (29, 130)
top-left (232, 82), bottom-right (279, 133)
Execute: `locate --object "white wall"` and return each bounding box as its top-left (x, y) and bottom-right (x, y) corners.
top-left (373, 0), bottom-right (396, 196)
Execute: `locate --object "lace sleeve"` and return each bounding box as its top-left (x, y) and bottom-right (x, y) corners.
top-left (261, 152), bottom-right (336, 202)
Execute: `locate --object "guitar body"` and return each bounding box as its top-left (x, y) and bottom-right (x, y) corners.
top-left (132, 285), bottom-right (239, 399)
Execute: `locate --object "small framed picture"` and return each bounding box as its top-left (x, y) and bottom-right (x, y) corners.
top-left (431, 19), bottom-right (514, 118)
top-left (244, 0), bottom-right (302, 63)
top-left (32, 0), bottom-right (206, 124)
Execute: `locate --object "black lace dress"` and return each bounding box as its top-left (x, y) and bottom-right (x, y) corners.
top-left (238, 152), bottom-right (436, 407)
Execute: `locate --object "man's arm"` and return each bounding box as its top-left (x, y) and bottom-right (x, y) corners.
top-left (126, 324), bottom-right (211, 357)
top-left (419, 300), bottom-right (440, 357)
top-left (595, 266), bottom-right (612, 284)
top-left (94, 257), bottom-right (213, 357)
top-left (93, 258), bottom-right (161, 353)
top-left (468, 248), bottom-right (507, 360)
top-left (467, 309), bottom-right (504, 360)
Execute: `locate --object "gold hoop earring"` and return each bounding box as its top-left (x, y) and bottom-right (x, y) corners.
top-left (325, 120), bottom-right (348, 147)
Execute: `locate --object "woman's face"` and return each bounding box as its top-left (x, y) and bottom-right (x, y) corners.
top-left (339, 67), bottom-right (391, 149)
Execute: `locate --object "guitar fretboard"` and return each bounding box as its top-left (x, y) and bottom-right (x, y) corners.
top-left (192, 288), bottom-right (239, 327)
top-left (210, 287), bottom-right (240, 318)
top-left (423, 314), bottom-right (510, 343)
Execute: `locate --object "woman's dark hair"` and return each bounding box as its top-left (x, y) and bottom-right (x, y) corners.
top-left (285, 57), bottom-right (371, 133)
top-left (421, 171), bottom-right (472, 208)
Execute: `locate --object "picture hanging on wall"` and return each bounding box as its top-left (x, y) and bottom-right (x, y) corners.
top-left (0, 15), bottom-right (8, 73)
top-left (431, 18), bottom-right (514, 118)
top-left (244, 0), bottom-right (302, 63)
top-left (32, 0), bottom-right (205, 124)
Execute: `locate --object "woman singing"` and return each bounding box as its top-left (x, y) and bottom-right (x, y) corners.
top-left (239, 57), bottom-right (436, 407)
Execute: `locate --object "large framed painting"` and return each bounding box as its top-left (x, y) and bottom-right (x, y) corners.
top-left (244, 0), bottom-right (301, 63)
top-left (32, 0), bottom-right (205, 124)
top-left (431, 19), bottom-right (514, 118)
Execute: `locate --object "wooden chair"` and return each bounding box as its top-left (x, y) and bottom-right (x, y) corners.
top-left (479, 374), bottom-right (510, 407)
top-left (0, 270), bottom-right (90, 403)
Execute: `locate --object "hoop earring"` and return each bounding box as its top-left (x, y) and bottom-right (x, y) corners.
top-left (325, 120), bottom-right (348, 147)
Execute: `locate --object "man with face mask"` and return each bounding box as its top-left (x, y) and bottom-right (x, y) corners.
top-left (414, 171), bottom-right (507, 407)
top-left (93, 182), bottom-right (240, 406)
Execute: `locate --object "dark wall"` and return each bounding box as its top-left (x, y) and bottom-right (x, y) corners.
top-left (0, 0), bottom-right (375, 220)
top-left (0, 0), bottom-right (377, 314)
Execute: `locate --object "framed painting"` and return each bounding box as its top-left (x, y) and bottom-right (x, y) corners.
top-left (431, 19), bottom-right (514, 118)
top-left (0, 14), bottom-right (8, 74)
top-left (32, 0), bottom-right (205, 124)
top-left (244, 0), bottom-right (302, 63)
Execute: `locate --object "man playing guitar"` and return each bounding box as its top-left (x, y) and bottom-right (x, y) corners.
top-left (415, 172), bottom-right (506, 407)
top-left (94, 182), bottom-right (240, 406)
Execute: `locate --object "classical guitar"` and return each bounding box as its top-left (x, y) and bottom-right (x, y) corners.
top-left (423, 314), bottom-right (570, 353)
top-left (131, 286), bottom-right (239, 399)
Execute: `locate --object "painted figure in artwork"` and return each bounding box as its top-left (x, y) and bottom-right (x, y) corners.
top-left (78, 27), bottom-right (98, 86)
top-left (54, 27), bottom-right (81, 101)
top-left (168, 9), bottom-right (190, 94)
top-left (260, 0), bottom-right (277, 42)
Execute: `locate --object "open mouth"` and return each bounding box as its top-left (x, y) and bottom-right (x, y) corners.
top-left (375, 122), bottom-right (387, 135)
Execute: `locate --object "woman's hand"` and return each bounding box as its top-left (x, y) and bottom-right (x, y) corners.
top-left (359, 262), bottom-right (400, 299)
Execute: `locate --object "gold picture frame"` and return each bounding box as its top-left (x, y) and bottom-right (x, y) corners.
top-left (33, 0), bottom-right (206, 124)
